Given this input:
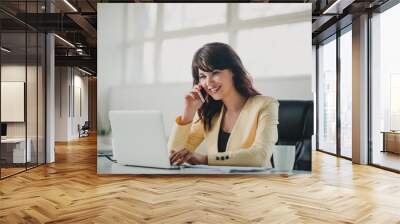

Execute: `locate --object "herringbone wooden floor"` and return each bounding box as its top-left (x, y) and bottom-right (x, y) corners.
top-left (1, 135), bottom-right (400, 224)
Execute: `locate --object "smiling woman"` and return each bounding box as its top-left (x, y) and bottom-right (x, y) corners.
top-left (168, 42), bottom-right (279, 167)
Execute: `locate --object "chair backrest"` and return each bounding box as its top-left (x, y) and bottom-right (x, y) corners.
top-left (82, 121), bottom-right (90, 129)
top-left (277, 100), bottom-right (313, 144)
top-left (274, 100), bottom-right (313, 171)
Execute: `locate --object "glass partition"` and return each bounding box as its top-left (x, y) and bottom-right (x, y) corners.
top-left (0, 1), bottom-right (46, 179)
top-left (0, 31), bottom-right (28, 178)
top-left (317, 36), bottom-right (337, 155)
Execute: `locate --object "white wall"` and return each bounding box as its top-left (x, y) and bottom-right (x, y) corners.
top-left (72, 74), bottom-right (89, 138)
top-left (55, 67), bottom-right (89, 141)
top-left (109, 76), bottom-right (312, 134)
top-left (55, 67), bottom-right (68, 141)
top-left (77, 74), bottom-right (90, 134)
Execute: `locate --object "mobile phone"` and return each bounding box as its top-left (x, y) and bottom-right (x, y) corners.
top-left (198, 88), bottom-right (208, 103)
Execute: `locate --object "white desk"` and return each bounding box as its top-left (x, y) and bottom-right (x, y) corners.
top-left (97, 156), bottom-right (308, 175)
top-left (1, 138), bottom-right (32, 163)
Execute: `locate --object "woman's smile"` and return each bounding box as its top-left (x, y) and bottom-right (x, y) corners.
top-left (208, 85), bottom-right (222, 94)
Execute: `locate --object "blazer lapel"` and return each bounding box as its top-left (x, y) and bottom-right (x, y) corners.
top-left (226, 98), bottom-right (250, 152)
top-left (207, 106), bottom-right (224, 154)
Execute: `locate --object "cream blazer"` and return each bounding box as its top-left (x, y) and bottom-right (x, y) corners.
top-left (167, 95), bottom-right (279, 167)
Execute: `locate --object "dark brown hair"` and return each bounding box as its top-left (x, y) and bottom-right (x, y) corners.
top-left (192, 42), bottom-right (260, 131)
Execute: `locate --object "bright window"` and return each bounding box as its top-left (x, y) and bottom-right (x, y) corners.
top-left (160, 33), bottom-right (228, 82)
top-left (126, 4), bottom-right (157, 39)
top-left (318, 37), bottom-right (337, 154)
top-left (239, 3), bottom-right (309, 20)
top-left (339, 29), bottom-right (352, 158)
top-left (163, 4), bottom-right (227, 31)
top-left (125, 3), bottom-right (310, 83)
top-left (143, 41), bottom-right (155, 83)
top-left (370, 2), bottom-right (400, 170)
top-left (390, 74), bottom-right (400, 130)
top-left (236, 21), bottom-right (311, 78)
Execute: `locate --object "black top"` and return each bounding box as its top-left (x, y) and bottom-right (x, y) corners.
top-left (218, 127), bottom-right (230, 153)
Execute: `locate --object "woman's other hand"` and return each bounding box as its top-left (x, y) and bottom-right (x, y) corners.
top-left (181, 85), bottom-right (204, 124)
top-left (169, 149), bottom-right (208, 165)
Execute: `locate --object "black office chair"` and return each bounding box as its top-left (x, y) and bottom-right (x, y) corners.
top-left (79, 121), bottom-right (90, 138)
top-left (273, 100), bottom-right (313, 171)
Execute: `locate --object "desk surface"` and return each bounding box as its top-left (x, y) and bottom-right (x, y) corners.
top-left (381, 131), bottom-right (400, 134)
top-left (1, 138), bottom-right (29, 143)
top-left (97, 156), bottom-right (307, 175)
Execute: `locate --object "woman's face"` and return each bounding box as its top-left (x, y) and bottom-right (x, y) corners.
top-left (198, 68), bottom-right (235, 101)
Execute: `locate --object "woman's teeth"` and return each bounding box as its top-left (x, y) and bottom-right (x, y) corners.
top-left (209, 86), bottom-right (221, 93)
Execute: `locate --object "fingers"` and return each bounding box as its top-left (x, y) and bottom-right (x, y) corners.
top-left (170, 149), bottom-right (192, 165)
top-left (186, 84), bottom-right (206, 104)
top-left (193, 85), bottom-right (207, 103)
top-left (175, 151), bottom-right (191, 165)
top-left (175, 150), bottom-right (190, 165)
top-left (189, 92), bottom-right (199, 100)
top-left (189, 91), bottom-right (204, 104)
top-left (169, 150), bottom-right (181, 163)
top-left (182, 152), bottom-right (194, 165)
top-left (171, 151), bottom-right (184, 165)
top-left (177, 150), bottom-right (193, 165)
top-left (170, 150), bottom-right (185, 164)
top-left (169, 150), bottom-right (176, 160)
top-left (193, 85), bottom-right (203, 94)
top-left (193, 84), bottom-right (201, 91)
top-left (193, 85), bottom-right (203, 96)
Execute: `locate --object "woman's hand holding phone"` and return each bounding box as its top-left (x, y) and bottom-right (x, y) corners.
top-left (181, 84), bottom-right (206, 124)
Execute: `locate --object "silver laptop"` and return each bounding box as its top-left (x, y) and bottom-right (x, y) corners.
top-left (109, 110), bottom-right (179, 169)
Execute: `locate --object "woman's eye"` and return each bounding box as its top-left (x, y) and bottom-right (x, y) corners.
top-left (199, 75), bottom-right (206, 79)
